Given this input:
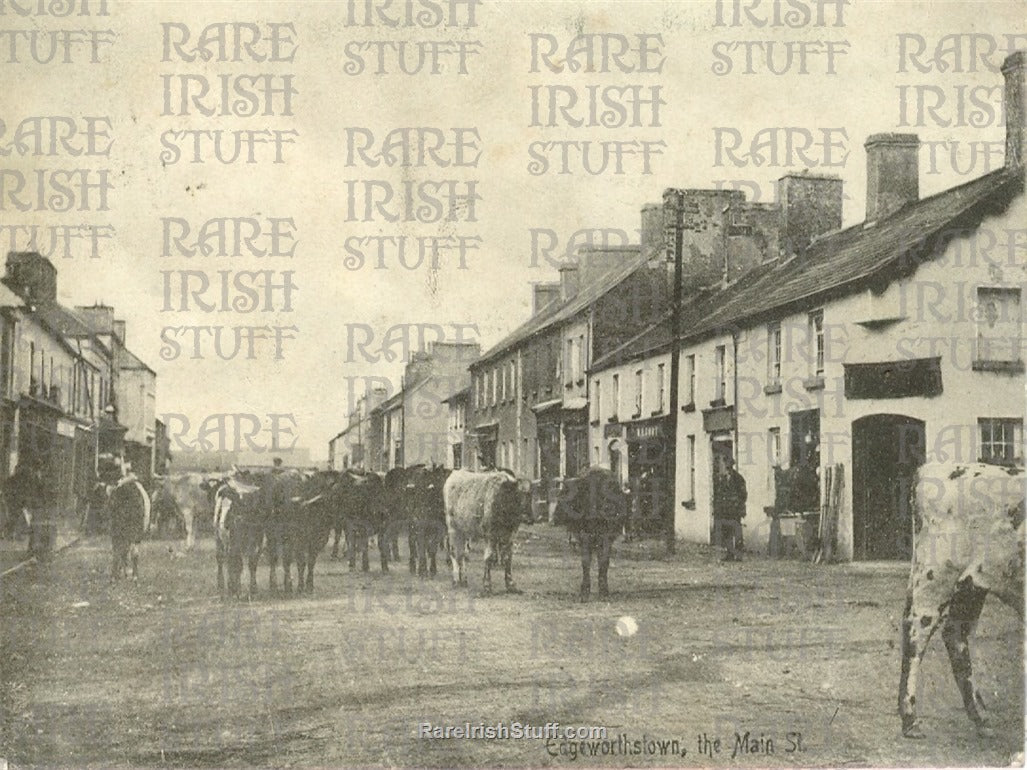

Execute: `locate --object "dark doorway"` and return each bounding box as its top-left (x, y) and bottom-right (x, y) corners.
top-left (627, 437), bottom-right (669, 537)
top-left (709, 433), bottom-right (734, 542)
top-left (852, 414), bottom-right (926, 560)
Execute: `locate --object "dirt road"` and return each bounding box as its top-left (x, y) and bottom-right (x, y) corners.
top-left (1, 527), bottom-right (1022, 768)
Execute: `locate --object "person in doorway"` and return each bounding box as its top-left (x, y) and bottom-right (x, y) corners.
top-left (714, 455), bottom-right (748, 562)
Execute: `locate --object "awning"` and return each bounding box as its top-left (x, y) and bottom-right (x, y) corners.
top-left (531, 398), bottom-right (563, 414)
top-left (471, 422), bottom-right (498, 438)
top-left (562, 397), bottom-right (588, 411)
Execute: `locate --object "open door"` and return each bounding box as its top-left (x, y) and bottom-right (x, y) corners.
top-left (852, 414), bottom-right (926, 560)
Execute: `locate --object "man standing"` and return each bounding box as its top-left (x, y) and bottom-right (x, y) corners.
top-left (714, 455), bottom-right (747, 562)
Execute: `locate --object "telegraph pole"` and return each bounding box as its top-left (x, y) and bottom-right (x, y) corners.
top-left (664, 188), bottom-right (684, 556)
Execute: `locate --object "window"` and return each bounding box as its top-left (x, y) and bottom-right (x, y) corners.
top-left (634, 369), bottom-right (643, 416)
top-left (578, 334), bottom-right (586, 381)
top-left (975, 287), bottom-right (1022, 365)
top-left (491, 367), bottom-right (497, 406)
top-left (808, 310), bottom-right (825, 377)
top-left (768, 427), bottom-right (781, 490)
top-left (510, 360), bottom-right (517, 401)
top-left (657, 363), bottom-right (666, 412)
top-left (593, 380), bottom-right (601, 423)
top-left (685, 434), bottom-right (696, 504)
top-left (611, 374), bottom-right (620, 420)
top-left (979, 418), bottom-right (1023, 465)
top-left (767, 323), bottom-right (782, 384)
top-left (714, 345), bottom-right (726, 403)
top-left (684, 354), bottom-right (695, 407)
top-left (566, 338), bottom-right (574, 385)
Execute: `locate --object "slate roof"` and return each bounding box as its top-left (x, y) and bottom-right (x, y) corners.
top-left (591, 167), bottom-right (1022, 372)
top-left (117, 345), bottom-right (156, 375)
top-left (475, 246), bottom-right (647, 366)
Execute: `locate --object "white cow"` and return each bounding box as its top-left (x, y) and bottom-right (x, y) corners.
top-left (899, 462), bottom-right (1024, 738)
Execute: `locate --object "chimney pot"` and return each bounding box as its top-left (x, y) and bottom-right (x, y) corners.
top-left (865, 133), bottom-right (920, 222)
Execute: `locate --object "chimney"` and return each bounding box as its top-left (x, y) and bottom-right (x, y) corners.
top-left (1003, 50), bottom-right (1026, 172)
top-left (559, 264), bottom-right (579, 300)
top-left (75, 304), bottom-right (115, 334)
top-left (776, 173), bottom-right (843, 254)
top-left (4, 252), bottom-right (57, 302)
top-left (864, 133), bottom-right (919, 222)
top-left (532, 282), bottom-right (560, 315)
top-left (114, 320), bottom-right (126, 345)
top-left (640, 202), bottom-right (664, 259)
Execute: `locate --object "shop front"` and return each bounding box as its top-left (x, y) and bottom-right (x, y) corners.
top-left (625, 415), bottom-right (673, 538)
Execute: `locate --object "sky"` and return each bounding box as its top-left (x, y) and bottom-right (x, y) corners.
top-left (3, 0), bottom-right (1024, 460)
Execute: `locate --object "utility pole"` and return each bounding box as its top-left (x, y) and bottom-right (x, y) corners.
top-left (664, 188), bottom-right (684, 557)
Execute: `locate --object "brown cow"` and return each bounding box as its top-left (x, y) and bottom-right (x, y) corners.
top-left (554, 467), bottom-right (628, 601)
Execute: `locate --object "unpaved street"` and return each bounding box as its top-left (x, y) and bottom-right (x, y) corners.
top-left (1, 527), bottom-right (1022, 768)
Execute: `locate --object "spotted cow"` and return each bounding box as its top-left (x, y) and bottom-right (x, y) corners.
top-left (899, 462), bottom-right (1025, 738)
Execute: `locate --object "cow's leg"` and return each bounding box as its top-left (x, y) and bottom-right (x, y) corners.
top-left (267, 528), bottom-right (280, 593)
top-left (899, 593), bottom-right (947, 738)
top-left (379, 526), bottom-right (390, 573)
top-left (358, 523), bottom-right (370, 572)
top-left (428, 522), bottom-right (440, 576)
top-left (183, 509), bottom-right (195, 550)
top-left (597, 535), bottom-right (612, 599)
top-left (216, 539), bottom-right (225, 593)
top-left (409, 521), bottom-right (418, 575)
top-left (449, 529), bottom-right (465, 587)
top-left (942, 580), bottom-right (990, 735)
top-left (481, 541), bottom-right (495, 595)
top-left (306, 546), bottom-right (316, 593)
top-left (345, 522), bottom-right (356, 570)
top-left (247, 527), bottom-right (261, 596)
top-left (579, 532), bottom-right (592, 602)
top-left (503, 539), bottom-right (519, 593)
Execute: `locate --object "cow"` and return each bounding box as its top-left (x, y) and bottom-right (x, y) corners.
top-left (553, 467), bottom-right (629, 601)
top-left (444, 468), bottom-right (530, 594)
top-left (213, 475), bottom-right (265, 596)
top-left (108, 471), bottom-right (151, 581)
top-left (336, 469), bottom-right (390, 572)
top-left (898, 462), bottom-right (1025, 739)
top-left (280, 470), bottom-right (337, 593)
top-left (214, 469), bottom-right (297, 596)
top-left (150, 472), bottom-right (219, 548)
top-left (406, 465), bottom-right (450, 578)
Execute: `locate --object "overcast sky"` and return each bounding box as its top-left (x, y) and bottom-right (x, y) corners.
top-left (4, 0), bottom-right (1024, 460)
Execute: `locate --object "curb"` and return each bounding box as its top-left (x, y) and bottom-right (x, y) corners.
top-left (0, 536), bottom-right (82, 580)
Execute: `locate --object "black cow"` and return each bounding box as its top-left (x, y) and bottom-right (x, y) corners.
top-left (407, 465), bottom-right (450, 578)
top-left (336, 469), bottom-right (389, 572)
top-left (108, 474), bottom-right (152, 581)
top-left (554, 467), bottom-right (628, 601)
top-left (280, 471), bottom-right (337, 593)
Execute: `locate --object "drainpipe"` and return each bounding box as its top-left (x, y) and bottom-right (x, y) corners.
top-left (732, 329), bottom-right (740, 459)
top-left (665, 189), bottom-right (683, 557)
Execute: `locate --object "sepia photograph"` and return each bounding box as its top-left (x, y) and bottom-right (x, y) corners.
top-left (0, 0), bottom-right (1024, 767)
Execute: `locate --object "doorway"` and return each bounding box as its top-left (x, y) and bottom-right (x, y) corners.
top-left (709, 433), bottom-right (734, 542)
top-left (852, 414), bottom-right (926, 560)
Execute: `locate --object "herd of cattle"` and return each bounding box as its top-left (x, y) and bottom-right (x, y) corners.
top-left (146, 464), bottom-right (628, 601)
top-left (111, 460), bottom-right (1025, 740)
